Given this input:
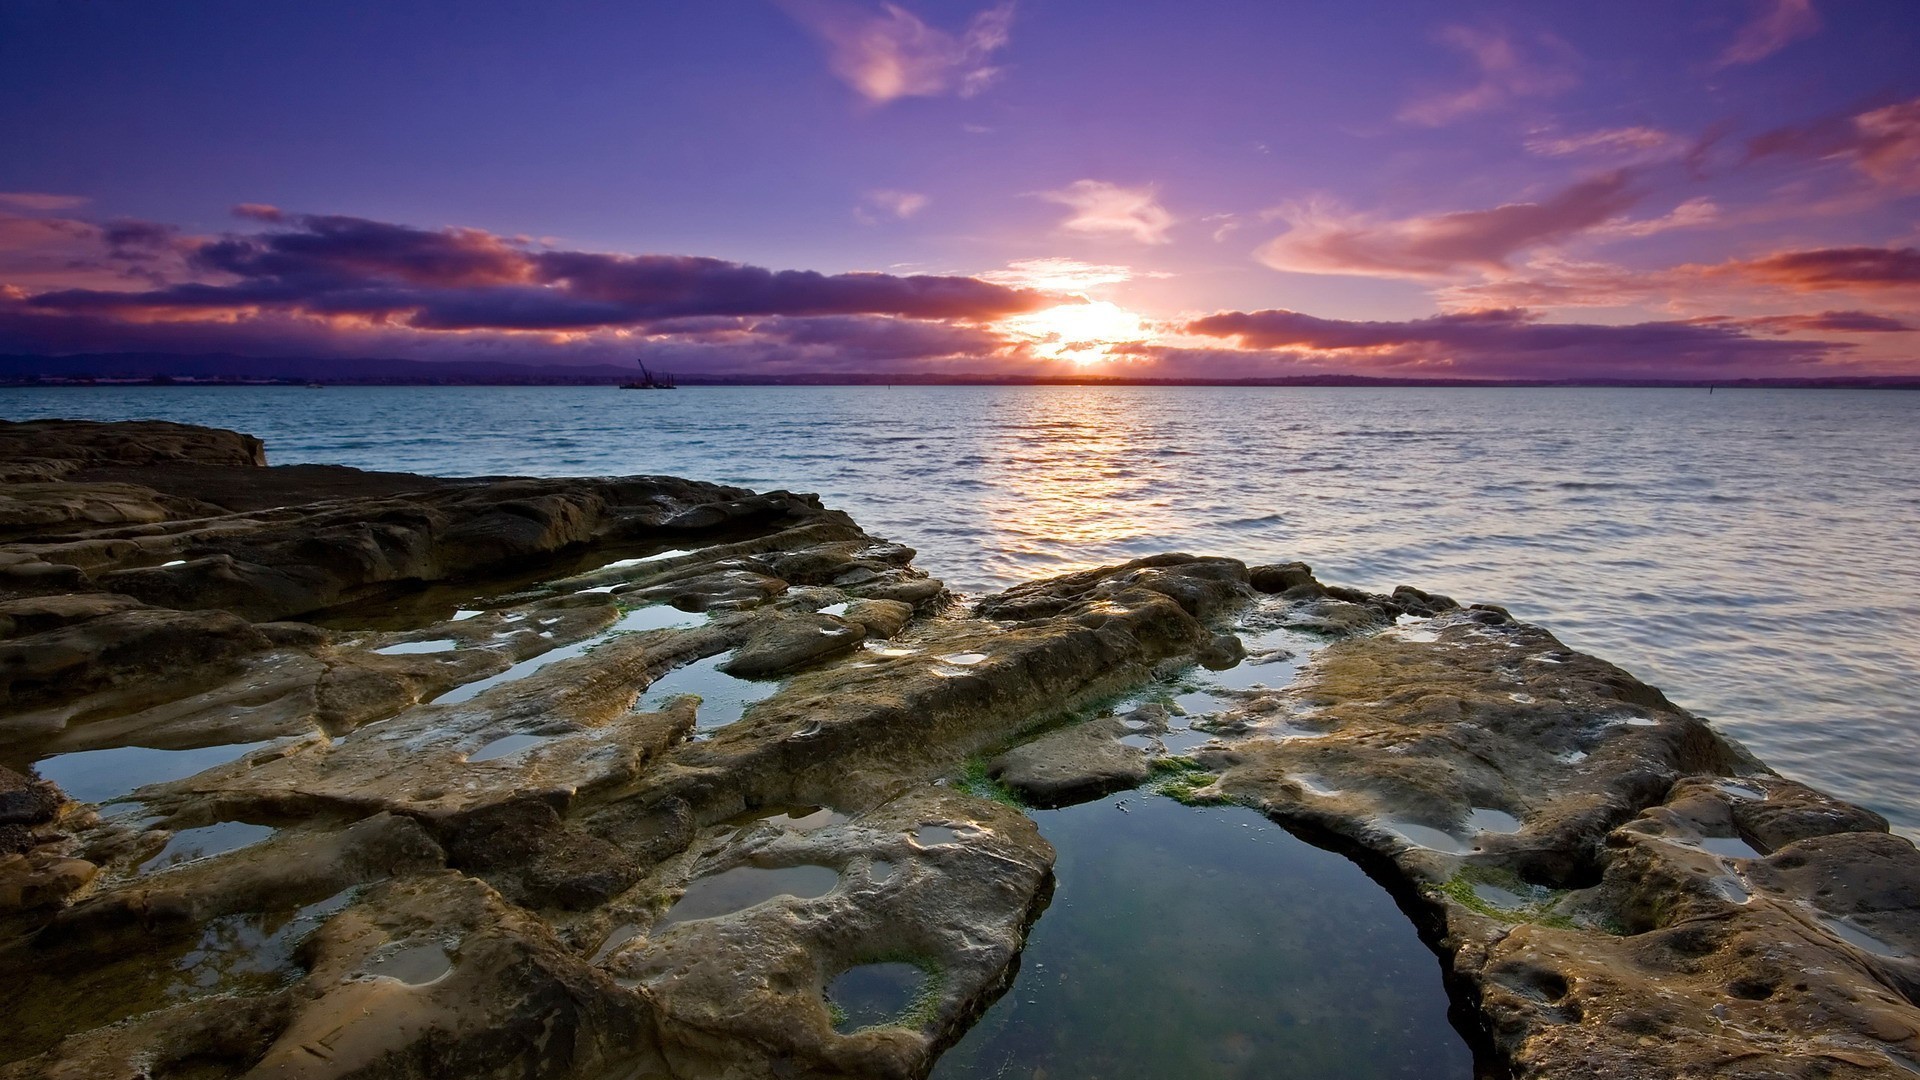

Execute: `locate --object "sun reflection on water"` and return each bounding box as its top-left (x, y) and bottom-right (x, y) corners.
top-left (971, 392), bottom-right (1191, 583)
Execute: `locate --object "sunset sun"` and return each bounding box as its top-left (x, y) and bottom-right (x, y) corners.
top-left (1000, 300), bottom-right (1152, 367)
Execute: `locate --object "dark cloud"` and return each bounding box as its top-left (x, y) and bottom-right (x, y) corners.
top-left (15, 211), bottom-right (1044, 335)
top-left (1705, 310), bottom-right (1915, 333)
top-left (1183, 306), bottom-right (1841, 378)
top-left (1718, 246), bottom-right (1920, 291)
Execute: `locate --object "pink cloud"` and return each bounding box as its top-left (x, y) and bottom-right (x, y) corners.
top-left (0, 192), bottom-right (91, 212)
top-left (1699, 310), bottom-right (1915, 333)
top-left (1715, 246), bottom-right (1920, 292)
top-left (854, 189), bottom-right (930, 224)
top-left (1398, 24), bottom-right (1578, 127)
top-left (782, 0), bottom-right (1014, 105)
top-left (0, 208), bottom-right (1051, 369)
top-left (1749, 95), bottom-right (1920, 192)
top-left (1525, 126), bottom-right (1686, 163)
top-left (1256, 171), bottom-right (1640, 279)
top-left (1039, 180), bottom-right (1175, 245)
top-left (1715, 0), bottom-right (1820, 68)
top-left (1181, 305), bottom-right (1848, 378)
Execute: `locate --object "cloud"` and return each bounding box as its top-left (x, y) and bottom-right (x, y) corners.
top-left (15, 210), bottom-right (1043, 329)
top-left (1525, 126), bottom-right (1686, 163)
top-left (1716, 0), bottom-right (1820, 68)
top-left (0, 211), bottom-right (201, 291)
top-left (0, 192), bottom-right (91, 212)
top-left (1749, 95), bottom-right (1920, 192)
top-left (1439, 245), bottom-right (1920, 314)
top-left (1256, 171), bottom-right (1640, 279)
top-left (1039, 180), bottom-right (1174, 244)
top-left (1701, 310), bottom-right (1915, 333)
top-left (854, 189), bottom-right (930, 224)
top-left (1182, 305), bottom-right (1843, 378)
top-left (0, 208), bottom-right (1050, 367)
top-left (1398, 24), bottom-right (1578, 127)
top-left (783, 0), bottom-right (1014, 105)
top-left (978, 257), bottom-right (1148, 293)
top-left (1590, 197), bottom-right (1721, 239)
top-left (629, 313), bottom-right (1006, 372)
top-left (1711, 246), bottom-right (1920, 292)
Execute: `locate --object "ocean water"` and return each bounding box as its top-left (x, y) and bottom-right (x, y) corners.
top-left (4, 385), bottom-right (1917, 838)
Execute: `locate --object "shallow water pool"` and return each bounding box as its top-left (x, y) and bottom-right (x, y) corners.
top-left (932, 796), bottom-right (1480, 1080)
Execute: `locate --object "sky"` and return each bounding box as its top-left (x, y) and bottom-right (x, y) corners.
top-left (1, 0), bottom-right (1916, 380)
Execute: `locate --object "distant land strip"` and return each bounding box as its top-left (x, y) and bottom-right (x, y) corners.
top-left (2, 353), bottom-right (1917, 390)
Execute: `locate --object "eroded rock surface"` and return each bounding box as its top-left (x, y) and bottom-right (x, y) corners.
top-left (2, 420), bottom-right (1916, 1080)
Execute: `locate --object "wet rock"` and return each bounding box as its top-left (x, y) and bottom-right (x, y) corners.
top-left (1193, 571), bottom-right (1920, 1080)
top-left (987, 717), bottom-right (1150, 808)
top-left (1282, 597), bottom-right (1389, 634)
top-left (1198, 632), bottom-right (1246, 670)
top-left (977, 553), bottom-right (1252, 623)
top-left (1724, 775), bottom-right (1893, 849)
top-left (443, 798), bottom-right (643, 910)
top-left (614, 788), bottom-right (1050, 1080)
top-left (0, 418), bottom-right (265, 485)
top-left (1249, 560), bottom-right (1316, 594)
top-left (2, 604), bottom-right (270, 707)
top-left (842, 598), bottom-right (914, 638)
top-left (5, 420), bottom-right (1917, 1080)
top-left (0, 853), bottom-right (96, 911)
top-left (720, 610), bottom-right (866, 678)
top-left (0, 765), bottom-right (60, 827)
top-left (625, 567), bottom-right (788, 610)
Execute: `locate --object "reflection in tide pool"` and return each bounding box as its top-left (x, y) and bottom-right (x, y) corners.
top-left (932, 797), bottom-right (1476, 1080)
top-left (638, 652), bottom-right (782, 730)
top-left (34, 740), bottom-right (276, 805)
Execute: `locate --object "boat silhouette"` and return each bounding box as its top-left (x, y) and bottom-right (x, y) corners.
top-left (620, 359), bottom-right (676, 390)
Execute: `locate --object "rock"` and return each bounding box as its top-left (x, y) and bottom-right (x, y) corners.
top-left (1250, 560), bottom-right (1316, 593)
top-left (625, 568), bottom-right (788, 610)
top-left (613, 788), bottom-right (1051, 1080)
top-left (720, 611), bottom-right (866, 678)
top-left (987, 717), bottom-right (1151, 808)
top-left (3, 420), bottom-right (1917, 1080)
top-left (1282, 597), bottom-right (1390, 634)
top-left (842, 598), bottom-right (914, 638)
top-left (1198, 632), bottom-right (1246, 670)
top-left (0, 482), bottom-right (227, 541)
top-left (0, 853), bottom-right (96, 911)
top-left (0, 607), bottom-right (271, 716)
top-left (0, 418), bottom-right (265, 485)
top-left (0, 766), bottom-right (60, 827)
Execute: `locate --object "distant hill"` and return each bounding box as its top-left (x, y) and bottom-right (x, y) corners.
top-left (0, 353), bottom-right (638, 385)
top-left (1, 353), bottom-right (1916, 389)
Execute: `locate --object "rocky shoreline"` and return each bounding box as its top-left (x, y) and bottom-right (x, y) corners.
top-left (2, 417), bottom-right (1917, 1079)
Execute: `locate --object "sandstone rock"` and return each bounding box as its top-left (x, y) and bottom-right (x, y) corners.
top-left (721, 610), bottom-right (866, 678)
top-left (987, 716), bottom-right (1151, 808)
top-left (842, 598), bottom-right (913, 638)
top-left (0, 765), bottom-right (60, 827)
top-left (0, 418), bottom-right (265, 485)
top-left (3, 420), bottom-right (1916, 1080)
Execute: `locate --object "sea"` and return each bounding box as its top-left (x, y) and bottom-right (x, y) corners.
top-left (5, 384), bottom-right (1917, 839)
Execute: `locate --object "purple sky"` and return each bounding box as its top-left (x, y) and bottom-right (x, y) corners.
top-left (1, 0), bottom-right (1916, 379)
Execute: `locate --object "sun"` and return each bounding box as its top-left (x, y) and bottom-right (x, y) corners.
top-left (999, 300), bottom-right (1152, 367)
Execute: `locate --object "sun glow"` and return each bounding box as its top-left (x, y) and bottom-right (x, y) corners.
top-left (1000, 300), bottom-right (1153, 367)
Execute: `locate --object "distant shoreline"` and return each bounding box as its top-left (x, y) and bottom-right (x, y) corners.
top-left (5, 377), bottom-right (1918, 390)
top-left (3, 352), bottom-right (1917, 390)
